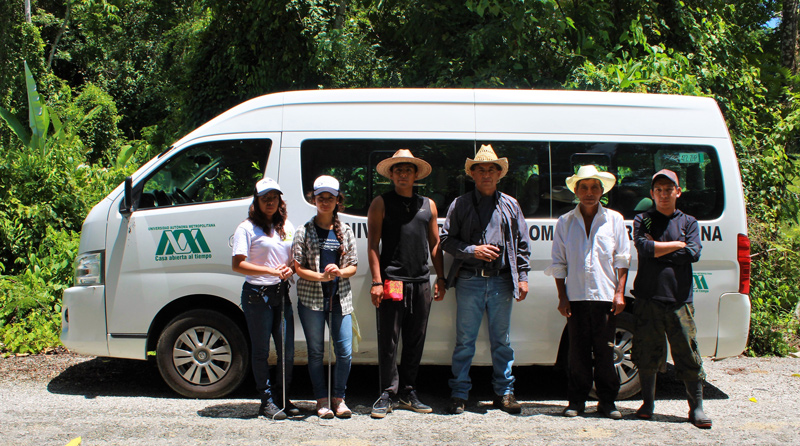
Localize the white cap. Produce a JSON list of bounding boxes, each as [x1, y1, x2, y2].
[[255, 178, 282, 196], [313, 175, 339, 196]]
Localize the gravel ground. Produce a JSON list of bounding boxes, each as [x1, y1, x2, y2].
[[1, 352, 799, 445]]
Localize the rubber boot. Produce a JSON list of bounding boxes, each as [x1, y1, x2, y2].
[[636, 372, 656, 419], [684, 380, 712, 429]]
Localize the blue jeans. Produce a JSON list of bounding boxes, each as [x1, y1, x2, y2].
[[241, 282, 294, 404], [449, 272, 516, 399], [298, 300, 352, 399]]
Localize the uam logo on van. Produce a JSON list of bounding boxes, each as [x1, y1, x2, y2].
[[693, 272, 711, 293], [150, 224, 215, 261]]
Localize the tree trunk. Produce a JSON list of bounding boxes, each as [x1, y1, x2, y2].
[[334, 0, 349, 30], [781, 0, 799, 75], [24, 0, 31, 23], [47, 1, 72, 69]]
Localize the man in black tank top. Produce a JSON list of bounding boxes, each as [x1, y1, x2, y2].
[[367, 149, 446, 419]]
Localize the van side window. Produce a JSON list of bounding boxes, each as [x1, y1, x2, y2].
[[551, 142, 723, 220], [301, 140, 475, 216], [479, 141, 549, 218], [138, 140, 270, 209]]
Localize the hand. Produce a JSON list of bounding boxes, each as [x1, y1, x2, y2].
[[434, 278, 446, 301], [275, 264, 293, 280], [612, 293, 625, 315], [370, 283, 383, 308], [516, 281, 528, 302], [474, 244, 500, 262], [324, 264, 342, 278], [645, 233, 654, 241], [557, 296, 571, 318]]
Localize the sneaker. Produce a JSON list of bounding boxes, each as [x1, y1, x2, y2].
[[398, 390, 433, 413], [332, 398, 352, 418], [562, 403, 585, 417], [259, 401, 287, 420], [316, 398, 334, 419], [448, 397, 467, 415], [493, 393, 522, 414], [279, 400, 301, 417], [370, 392, 393, 418], [598, 402, 622, 420]]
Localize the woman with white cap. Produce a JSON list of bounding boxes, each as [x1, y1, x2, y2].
[[232, 178, 297, 420], [293, 175, 358, 419]]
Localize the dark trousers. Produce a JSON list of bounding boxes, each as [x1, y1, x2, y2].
[[377, 281, 432, 396], [567, 301, 619, 405], [632, 297, 705, 380]]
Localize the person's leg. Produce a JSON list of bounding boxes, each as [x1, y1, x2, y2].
[[398, 282, 433, 393], [297, 302, 327, 400], [271, 292, 295, 404], [449, 275, 486, 401], [377, 299, 403, 397], [632, 297, 667, 419], [590, 301, 621, 419], [485, 276, 515, 397], [665, 303, 710, 428], [566, 301, 593, 410], [330, 301, 353, 399]]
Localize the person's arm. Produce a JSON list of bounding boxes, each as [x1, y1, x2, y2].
[[367, 196, 385, 307], [427, 198, 446, 301], [555, 278, 570, 317], [440, 198, 480, 259], [655, 216, 702, 264], [232, 255, 292, 279], [514, 199, 531, 290], [612, 268, 628, 315]]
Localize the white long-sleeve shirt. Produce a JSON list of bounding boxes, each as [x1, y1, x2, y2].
[[546, 204, 631, 302]]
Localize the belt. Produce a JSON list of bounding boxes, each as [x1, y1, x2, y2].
[[461, 267, 510, 277]]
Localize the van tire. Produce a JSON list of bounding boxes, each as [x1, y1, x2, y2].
[[589, 311, 640, 400], [156, 309, 248, 399]]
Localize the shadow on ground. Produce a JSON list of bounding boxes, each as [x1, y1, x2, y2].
[[46, 358, 728, 414]]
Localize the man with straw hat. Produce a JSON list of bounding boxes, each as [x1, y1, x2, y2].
[[367, 149, 446, 419], [546, 165, 631, 420], [440, 144, 531, 415]]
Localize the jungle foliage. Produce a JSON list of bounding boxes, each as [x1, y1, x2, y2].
[[1, 0, 798, 355]]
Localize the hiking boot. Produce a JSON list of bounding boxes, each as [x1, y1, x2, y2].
[[448, 397, 467, 415], [562, 403, 585, 417], [597, 402, 622, 420], [316, 398, 334, 419], [332, 398, 352, 419], [493, 393, 522, 414], [259, 401, 287, 420], [398, 390, 433, 413], [370, 392, 393, 419]]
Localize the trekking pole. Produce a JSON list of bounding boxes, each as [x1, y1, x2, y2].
[[275, 279, 287, 420], [327, 299, 333, 409]]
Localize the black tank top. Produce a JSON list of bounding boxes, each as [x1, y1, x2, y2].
[[380, 191, 431, 282]]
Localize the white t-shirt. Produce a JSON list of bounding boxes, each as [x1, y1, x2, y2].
[[232, 219, 295, 286]]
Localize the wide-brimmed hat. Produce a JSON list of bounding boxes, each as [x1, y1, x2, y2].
[[464, 145, 509, 179], [313, 175, 340, 196], [376, 149, 432, 180], [565, 165, 616, 193], [255, 177, 282, 196]]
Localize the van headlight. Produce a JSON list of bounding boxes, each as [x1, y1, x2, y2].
[[74, 252, 103, 286]]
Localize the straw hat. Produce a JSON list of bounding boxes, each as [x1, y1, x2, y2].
[[464, 145, 509, 179], [376, 149, 432, 180], [565, 165, 616, 193]]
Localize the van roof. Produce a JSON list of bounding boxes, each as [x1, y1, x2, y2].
[[173, 89, 729, 148]]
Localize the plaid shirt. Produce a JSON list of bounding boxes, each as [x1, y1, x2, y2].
[[293, 219, 358, 314]]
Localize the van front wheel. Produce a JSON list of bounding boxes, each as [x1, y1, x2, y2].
[[156, 309, 248, 398]]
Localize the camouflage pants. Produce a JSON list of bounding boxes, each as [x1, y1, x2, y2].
[[632, 297, 706, 381]]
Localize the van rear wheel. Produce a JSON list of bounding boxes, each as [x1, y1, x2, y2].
[[156, 309, 248, 398]]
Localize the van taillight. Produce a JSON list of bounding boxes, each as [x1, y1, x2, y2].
[[737, 234, 751, 294]]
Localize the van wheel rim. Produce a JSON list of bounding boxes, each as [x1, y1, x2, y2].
[[614, 328, 637, 385], [171, 326, 233, 385]]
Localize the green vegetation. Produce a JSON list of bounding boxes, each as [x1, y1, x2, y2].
[[1, 0, 798, 355]]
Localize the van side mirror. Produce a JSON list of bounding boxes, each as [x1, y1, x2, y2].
[[120, 176, 134, 215]]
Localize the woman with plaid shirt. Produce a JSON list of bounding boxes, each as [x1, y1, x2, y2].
[[293, 176, 358, 419]]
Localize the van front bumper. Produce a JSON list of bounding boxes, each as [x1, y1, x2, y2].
[[61, 285, 109, 357]]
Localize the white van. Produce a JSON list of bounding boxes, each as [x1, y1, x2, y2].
[[61, 89, 751, 399]]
